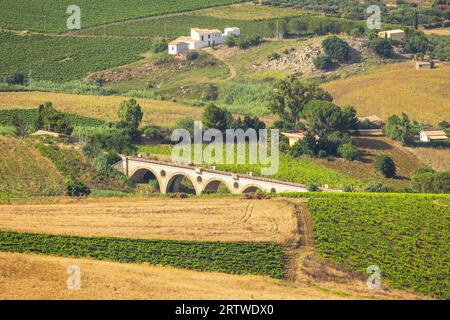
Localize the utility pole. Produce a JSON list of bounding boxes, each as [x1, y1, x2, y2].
[[29, 70, 32, 90], [276, 20, 279, 39]]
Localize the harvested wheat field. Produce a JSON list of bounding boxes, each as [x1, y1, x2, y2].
[[0, 252, 426, 300], [322, 62, 450, 124], [0, 198, 298, 243], [0, 92, 202, 127]]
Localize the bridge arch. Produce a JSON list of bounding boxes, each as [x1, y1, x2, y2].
[[242, 184, 265, 194], [202, 178, 232, 194], [166, 173, 198, 195], [129, 168, 162, 191]]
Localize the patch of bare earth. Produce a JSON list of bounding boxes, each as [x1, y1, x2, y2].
[[252, 37, 369, 76]]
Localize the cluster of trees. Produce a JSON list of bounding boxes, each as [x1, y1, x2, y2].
[[225, 35, 263, 49], [412, 167, 450, 193], [83, 98, 143, 156], [269, 76, 359, 160], [314, 36, 350, 70]]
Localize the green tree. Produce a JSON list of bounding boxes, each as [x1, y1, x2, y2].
[[175, 117, 195, 138], [368, 38, 393, 57], [322, 36, 350, 62], [12, 113, 27, 137], [385, 113, 414, 145], [313, 54, 332, 70], [338, 142, 361, 161], [302, 100, 357, 137], [35, 101, 73, 135], [374, 155, 396, 178], [202, 104, 233, 133], [269, 77, 333, 124], [118, 98, 143, 129]]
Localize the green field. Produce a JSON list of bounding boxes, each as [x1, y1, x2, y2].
[[308, 193, 450, 299], [0, 0, 243, 32], [138, 144, 361, 189], [0, 231, 284, 278], [0, 32, 152, 82]]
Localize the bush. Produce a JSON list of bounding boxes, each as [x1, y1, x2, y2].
[[152, 39, 168, 53], [268, 52, 281, 61], [338, 142, 361, 161], [412, 168, 450, 193], [313, 54, 332, 70], [6, 72, 25, 85], [368, 38, 393, 58], [186, 51, 199, 61], [307, 184, 320, 192], [322, 36, 350, 62], [142, 125, 172, 144], [225, 35, 238, 47], [365, 182, 393, 193], [66, 181, 91, 197], [374, 155, 396, 178]]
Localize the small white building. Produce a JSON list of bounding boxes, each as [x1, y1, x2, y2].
[[168, 27, 240, 55], [416, 61, 432, 69], [378, 29, 406, 41], [224, 27, 241, 37], [419, 130, 449, 142]]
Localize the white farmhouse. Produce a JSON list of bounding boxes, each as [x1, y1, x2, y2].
[[419, 130, 449, 142], [168, 27, 240, 55]]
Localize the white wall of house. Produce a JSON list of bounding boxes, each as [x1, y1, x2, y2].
[[420, 132, 430, 142], [168, 42, 189, 55]]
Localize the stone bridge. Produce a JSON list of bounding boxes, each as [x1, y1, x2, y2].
[[113, 157, 338, 195]]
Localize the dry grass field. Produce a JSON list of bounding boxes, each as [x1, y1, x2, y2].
[[0, 92, 203, 127], [322, 62, 450, 124], [406, 146, 450, 171], [199, 2, 306, 20], [0, 198, 298, 243], [314, 137, 426, 189], [422, 28, 450, 36], [0, 250, 425, 300]]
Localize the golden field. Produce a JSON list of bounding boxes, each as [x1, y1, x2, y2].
[[199, 2, 306, 20], [0, 250, 425, 300], [0, 198, 298, 243], [0, 92, 203, 127], [322, 62, 450, 124]]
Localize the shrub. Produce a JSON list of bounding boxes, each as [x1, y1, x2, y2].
[[365, 182, 393, 193], [307, 184, 320, 192], [186, 51, 199, 61], [152, 39, 168, 53], [225, 35, 238, 47], [66, 181, 91, 197], [412, 168, 450, 193], [313, 54, 332, 70], [268, 52, 281, 61], [322, 36, 350, 62], [338, 142, 361, 161], [368, 38, 393, 58], [6, 72, 25, 85], [374, 155, 396, 178], [143, 125, 172, 143]]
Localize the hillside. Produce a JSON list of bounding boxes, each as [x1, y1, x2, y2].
[[0, 136, 65, 198], [322, 62, 450, 124], [314, 137, 426, 190], [0, 92, 203, 127]]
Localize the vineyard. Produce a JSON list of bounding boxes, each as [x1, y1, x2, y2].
[[79, 11, 368, 39], [0, 108, 105, 129], [0, 32, 152, 82], [308, 193, 450, 299], [0, 0, 243, 32], [0, 231, 284, 278]]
